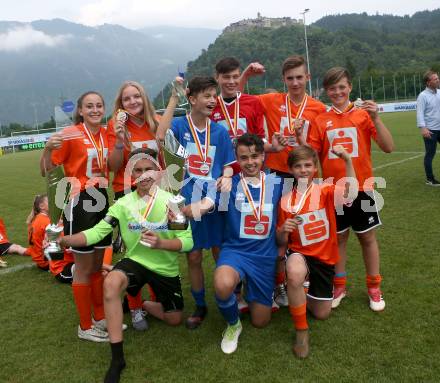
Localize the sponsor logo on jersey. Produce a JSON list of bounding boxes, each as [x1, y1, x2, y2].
[[127, 221, 167, 232]]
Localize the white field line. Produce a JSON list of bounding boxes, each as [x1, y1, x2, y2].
[[373, 153, 424, 171], [372, 150, 424, 154], [0, 262, 35, 275]]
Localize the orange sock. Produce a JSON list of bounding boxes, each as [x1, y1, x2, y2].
[[103, 247, 113, 265], [275, 272, 286, 285], [127, 291, 143, 310], [72, 283, 92, 330], [90, 272, 105, 321], [366, 274, 382, 289], [147, 285, 157, 302], [289, 303, 308, 330], [333, 274, 347, 289]]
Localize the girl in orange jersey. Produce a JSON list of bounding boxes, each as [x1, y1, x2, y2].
[[107, 80, 160, 199], [40, 91, 123, 342], [25, 194, 50, 270], [25, 194, 75, 281], [107, 81, 161, 327]]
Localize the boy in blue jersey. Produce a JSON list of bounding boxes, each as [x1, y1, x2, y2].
[[157, 76, 236, 329], [181, 134, 283, 353]]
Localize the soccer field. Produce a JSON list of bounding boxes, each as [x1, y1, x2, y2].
[[0, 111, 439, 382]]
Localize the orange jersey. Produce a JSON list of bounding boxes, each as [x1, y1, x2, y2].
[[26, 213, 50, 269], [0, 218, 10, 245], [107, 117, 159, 193], [310, 108, 377, 191], [258, 93, 326, 173], [51, 123, 109, 193], [277, 183, 340, 265], [49, 249, 74, 276]]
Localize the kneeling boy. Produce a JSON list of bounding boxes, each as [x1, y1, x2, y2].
[[59, 148, 193, 383]]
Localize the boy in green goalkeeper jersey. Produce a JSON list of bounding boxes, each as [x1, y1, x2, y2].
[[59, 148, 193, 383]]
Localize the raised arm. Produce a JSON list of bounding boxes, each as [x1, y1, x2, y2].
[[238, 62, 266, 92], [156, 78, 182, 142]]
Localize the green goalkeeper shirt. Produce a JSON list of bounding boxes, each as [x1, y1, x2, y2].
[[83, 188, 193, 277]]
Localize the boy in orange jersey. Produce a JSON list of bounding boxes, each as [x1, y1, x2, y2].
[[277, 145, 357, 358], [306, 67, 394, 312], [240, 55, 326, 306]]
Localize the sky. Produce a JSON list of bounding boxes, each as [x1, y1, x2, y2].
[[0, 0, 438, 29]]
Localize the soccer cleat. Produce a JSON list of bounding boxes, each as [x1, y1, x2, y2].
[[93, 318, 128, 332], [368, 288, 386, 312], [426, 178, 440, 186], [237, 297, 249, 314], [130, 309, 148, 331], [221, 320, 242, 354], [185, 305, 207, 330], [78, 325, 109, 342], [274, 283, 289, 307], [331, 286, 346, 309], [293, 329, 309, 359]]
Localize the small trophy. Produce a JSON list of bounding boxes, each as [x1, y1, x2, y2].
[[171, 77, 188, 108], [161, 131, 188, 230], [44, 166, 71, 261]]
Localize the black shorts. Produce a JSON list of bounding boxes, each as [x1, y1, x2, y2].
[[287, 250, 334, 300], [112, 258, 183, 312], [55, 263, 74, 284], [0, 242, 12, 256], [63, 187, 112, 252], [336, 191, 382, 234]]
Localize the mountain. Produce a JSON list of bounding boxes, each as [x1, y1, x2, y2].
[[0, 19, 220, 124], [157, 9, 439, 105]]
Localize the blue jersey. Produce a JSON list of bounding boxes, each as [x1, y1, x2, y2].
[[171, 116, 236, 250], [219, 173, 283, 265]]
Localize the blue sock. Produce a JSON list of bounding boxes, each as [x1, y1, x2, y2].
[[215, 294, 239, 325], [191, 288, 206, 307]]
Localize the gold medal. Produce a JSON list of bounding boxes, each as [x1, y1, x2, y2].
[[240, 172, 266, 235]]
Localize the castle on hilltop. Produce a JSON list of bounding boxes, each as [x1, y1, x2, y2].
[[224, 13, 302, 33]]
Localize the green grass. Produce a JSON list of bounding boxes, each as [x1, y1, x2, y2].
[[1, 111, 439, 382]]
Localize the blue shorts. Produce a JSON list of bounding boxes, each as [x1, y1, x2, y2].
[[190, 210, 224, 250], [216, 250, 276, 307]]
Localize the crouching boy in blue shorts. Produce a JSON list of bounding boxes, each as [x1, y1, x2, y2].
[[182, 134, 283, 354]]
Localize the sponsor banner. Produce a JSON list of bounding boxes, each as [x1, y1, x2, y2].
[[377, 101, 417, 113], [0, 132, 52, 148]]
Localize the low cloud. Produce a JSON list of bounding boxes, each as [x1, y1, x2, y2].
[[0, 25, 71, 52]]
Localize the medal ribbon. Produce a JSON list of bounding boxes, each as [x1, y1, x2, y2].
[[141, 186, 158, 221], [285, 94, 307, 134], [331, 102, 355, 115], [187, 114, 210, 162], [218, 93, 240, 138], [290, 183, 314, 215], [240, 172, 266, 222], [82, 123, 104, 173]]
